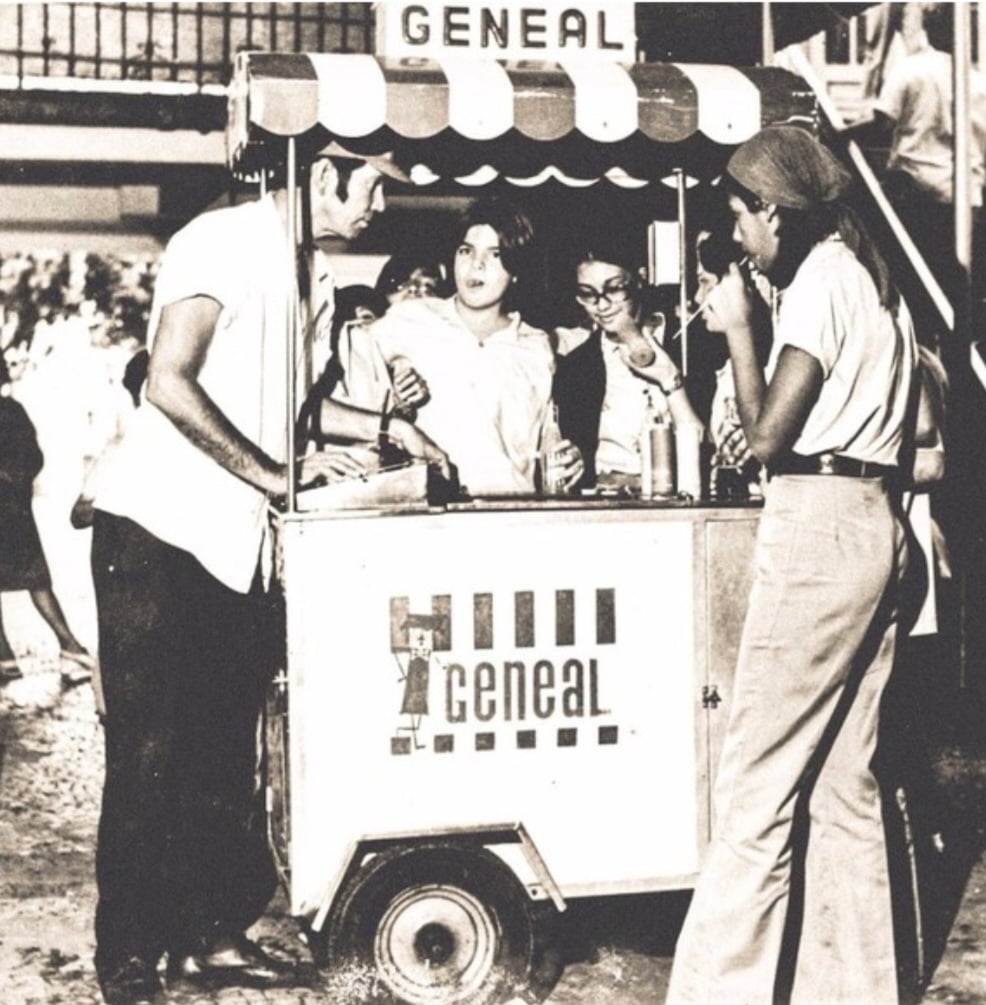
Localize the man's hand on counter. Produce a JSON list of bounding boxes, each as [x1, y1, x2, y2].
[[388, 418, 452, 480], [556, 439, 586, 491]]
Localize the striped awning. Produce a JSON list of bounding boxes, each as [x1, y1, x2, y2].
[[227, 52, 817, 184]]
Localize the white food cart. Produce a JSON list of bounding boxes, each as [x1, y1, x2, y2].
[[226, 46, 816, 1005]]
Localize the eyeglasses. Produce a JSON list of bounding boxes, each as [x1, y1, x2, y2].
[[575, 278, 635, 307], [395, 277, 439, 296]]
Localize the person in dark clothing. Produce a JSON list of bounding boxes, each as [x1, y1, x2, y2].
[[0, 352, 93, 683]]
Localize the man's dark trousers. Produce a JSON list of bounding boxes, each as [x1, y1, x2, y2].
[[91, 511, 278, 980]]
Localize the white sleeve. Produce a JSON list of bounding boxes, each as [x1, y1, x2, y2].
[[775, 269, 843, 379], [873, 62, 909, 123]]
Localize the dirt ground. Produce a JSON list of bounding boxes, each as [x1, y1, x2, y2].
[[4, 586, 986, 1005]]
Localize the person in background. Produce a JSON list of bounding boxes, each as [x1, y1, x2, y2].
[[297, 284, 390, 451], [552, 239, 702, 490], [845, 1, 986, 317], [666, 126, 916, 1005], [366, 197, 583, 496], [374, 248, 449, 307], [89, 141, 447, 1005], [0, 352, 94, 684]]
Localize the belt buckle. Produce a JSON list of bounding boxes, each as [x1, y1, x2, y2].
[[818, 453, 838, 475]]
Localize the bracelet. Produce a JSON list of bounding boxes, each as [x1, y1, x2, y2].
[[659, 370, 684, 396], [378, 408, 392, 442]]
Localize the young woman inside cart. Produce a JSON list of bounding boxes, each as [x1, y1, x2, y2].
[[552, 236, 704, 490], [361, 196, 585, 497], [665, 126, 916, 1005]]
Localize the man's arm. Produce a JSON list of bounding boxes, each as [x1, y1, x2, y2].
[[318, 398, 452, 478], [146, 296, 367, 497], [840, 108, 896, 148], [702, 263, 822, 466]]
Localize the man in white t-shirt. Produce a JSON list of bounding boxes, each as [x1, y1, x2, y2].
[[849, 2, 986, 313], [90, 144, 447, 1005]]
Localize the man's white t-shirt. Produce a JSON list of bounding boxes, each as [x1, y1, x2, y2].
[[96, 195, 295, 593], [876, 46, 986, 205], [768, 237, 916, 467]]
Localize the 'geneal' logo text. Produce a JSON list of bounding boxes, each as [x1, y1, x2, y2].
[[388, 589, 618, 756]]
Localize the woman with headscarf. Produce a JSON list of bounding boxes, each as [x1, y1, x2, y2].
[[666, 126, 916, 1005]]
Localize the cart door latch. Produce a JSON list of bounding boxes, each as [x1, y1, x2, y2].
[[702, 684, 722, 710]]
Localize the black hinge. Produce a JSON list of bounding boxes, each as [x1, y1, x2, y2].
[[702, 684, 722, 709]]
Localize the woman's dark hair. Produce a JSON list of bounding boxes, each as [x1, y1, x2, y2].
[[457, 198, 536, 280], [723, 174, 898, 311], [696, 226, 743, 280], [573, 234, 644, 280], [0, 352, 9, 387], [331, 284, 389, 342], [375, 251, 447, 299]]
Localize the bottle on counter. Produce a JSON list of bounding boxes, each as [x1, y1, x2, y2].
[[675, 421, 704, 500], [538, 403, 567, 497], [640, 389, 676, 499]]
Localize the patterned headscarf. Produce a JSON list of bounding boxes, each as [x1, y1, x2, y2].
[[726, 126, 851, 210]]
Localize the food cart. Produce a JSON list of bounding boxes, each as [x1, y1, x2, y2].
[[226, 34, 816, 1005]]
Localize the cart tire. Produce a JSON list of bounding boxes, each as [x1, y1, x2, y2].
[[318, 842, 560, 1005]]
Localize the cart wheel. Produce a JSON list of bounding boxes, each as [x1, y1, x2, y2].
[[319, 842, 560, 1005]]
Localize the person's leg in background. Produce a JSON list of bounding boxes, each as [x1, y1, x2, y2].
[[0, 598, 22, 679], [29, 586, 95, 684]]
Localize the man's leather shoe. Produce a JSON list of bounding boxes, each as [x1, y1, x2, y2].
[[166, 933, 300, 990], [99, 956, 164, 1005]]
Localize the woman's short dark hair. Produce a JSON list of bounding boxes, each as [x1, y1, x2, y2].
[[457, 198, 536, 279], [375, 251, 447, 298], [573, 236, 644, 280]]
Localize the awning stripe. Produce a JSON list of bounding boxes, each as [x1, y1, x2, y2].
[[311, 54, 387, 136], [675, 64, 761, 145], [382, 60, 448, 139], [505, 64, 574, 142], [629, 62, 697, 143], [561, 60, 639, 143], [441, 57, 514, 140], [246, 52, 319, 138]]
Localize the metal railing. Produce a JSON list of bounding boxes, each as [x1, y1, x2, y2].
[[0, 3, 373, 89]]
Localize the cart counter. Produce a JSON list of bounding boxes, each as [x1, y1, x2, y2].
[[271, 498, 760, 918]]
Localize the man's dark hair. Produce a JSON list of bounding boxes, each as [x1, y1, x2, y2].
[[316, 154, 362, 202], [922, 3, 954, 53]]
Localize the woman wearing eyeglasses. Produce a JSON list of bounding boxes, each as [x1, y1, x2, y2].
[[553, 240, 702, 489]]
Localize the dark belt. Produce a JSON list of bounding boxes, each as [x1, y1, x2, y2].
[[771, 452, 897, 480]]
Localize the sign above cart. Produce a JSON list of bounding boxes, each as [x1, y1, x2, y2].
[[373, 2, 637, 62], [226, 52, 817, 183]]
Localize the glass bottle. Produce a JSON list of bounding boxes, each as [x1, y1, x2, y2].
[[538, 404, 566, 497]]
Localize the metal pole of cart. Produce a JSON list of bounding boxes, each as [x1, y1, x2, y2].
[[285, 136, 298, 515], [676, 168, 690, 377], [953, 3, 976, 691]]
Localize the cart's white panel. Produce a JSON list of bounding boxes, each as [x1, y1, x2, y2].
[[281, 510, 700, 916]]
